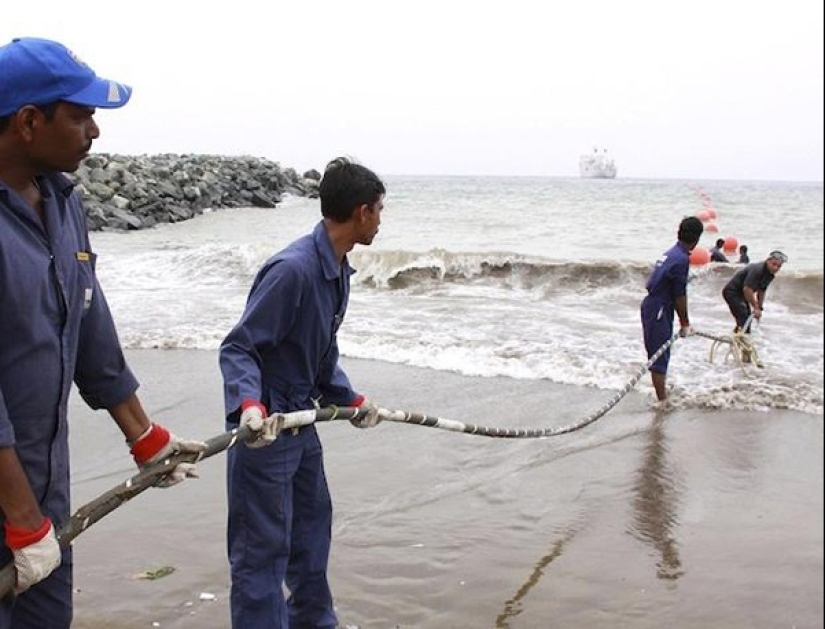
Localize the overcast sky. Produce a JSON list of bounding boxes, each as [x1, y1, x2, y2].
[[5, 0, 823, 181]]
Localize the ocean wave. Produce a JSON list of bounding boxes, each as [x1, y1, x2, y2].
[[100, 240, 822, 310], [350, 249, 824, 306], [352, 249, 651, 289], [101, 245, 822, 417]]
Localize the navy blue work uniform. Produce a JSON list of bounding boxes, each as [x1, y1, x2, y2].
[[640, 242, 690, 374], [722, 261, 775, 331], [220, 221, 359, 629], [0, 173, 138, 629]]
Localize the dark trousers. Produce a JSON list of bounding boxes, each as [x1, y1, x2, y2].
[[723, 289, 752, 332], [227, 424, 337, 629], [641, 302, 673, 374]]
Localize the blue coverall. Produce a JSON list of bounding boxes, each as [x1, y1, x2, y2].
[[640, 242, 690, 374], [220, 220, 359, 629], [0, 173, 138, 629]]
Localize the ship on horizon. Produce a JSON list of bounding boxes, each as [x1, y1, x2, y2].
[[579, 147, 617, 179]]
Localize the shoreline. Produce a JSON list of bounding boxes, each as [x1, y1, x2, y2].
[[68, 349, 823, 629]]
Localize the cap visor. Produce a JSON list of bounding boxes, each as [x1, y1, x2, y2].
[[64, 77, 132, 109]]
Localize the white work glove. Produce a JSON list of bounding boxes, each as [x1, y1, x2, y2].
[[240, 400, 277, 448], [679, 325, 695, 338], [129, 423, 207, 487], [4, 517, 61, 594], [350, 396, 382, 429]]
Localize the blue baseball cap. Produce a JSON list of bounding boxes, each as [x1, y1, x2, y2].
[[0, 37, 132, 117]]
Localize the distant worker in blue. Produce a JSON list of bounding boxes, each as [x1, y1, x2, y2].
[[219, 156, 385, 629], [0, 37, 206, 628], [709, 238, 729, 263], [640, 216, 704, 402]]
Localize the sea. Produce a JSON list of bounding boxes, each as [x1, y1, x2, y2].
[[90, 176, 824, 416], [65, 175, 824, 629]]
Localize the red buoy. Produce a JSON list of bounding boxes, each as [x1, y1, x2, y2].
[[690, 246, 711, 266]]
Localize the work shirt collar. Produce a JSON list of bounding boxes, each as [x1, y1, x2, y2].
[[312, 220, 354, 281], [0, 170, 75, 200]]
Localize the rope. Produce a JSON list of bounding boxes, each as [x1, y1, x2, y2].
[[0, 410, 353, 598], [0, 258, 715, 596], [322, 333, 681, 439], [270, 334, 680, 440], [696, 314, 762, 373], [0, 425, 236, 597], [693, 330, 732, 344], [6, 339, 695, 596]]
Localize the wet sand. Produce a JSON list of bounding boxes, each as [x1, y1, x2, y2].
[[67, 349, 823, 628]]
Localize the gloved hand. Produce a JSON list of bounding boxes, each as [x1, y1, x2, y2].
[[349, 395, 382, 429], [679, 325, 695, 338], [4, 517, 61, 594], [240, 399, 277, 447], [129, 423, 207, 487]]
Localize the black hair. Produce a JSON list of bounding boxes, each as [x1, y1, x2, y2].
[[677, 216, 704, 245], [715, 238, 725, 248], [0, 102, 59, 133], [319, 156, 385, 222]]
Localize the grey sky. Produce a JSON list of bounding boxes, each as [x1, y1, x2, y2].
[[5, 0, 823, 181]]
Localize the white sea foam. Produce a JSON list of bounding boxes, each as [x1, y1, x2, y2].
[[90, 177, 824, 415]]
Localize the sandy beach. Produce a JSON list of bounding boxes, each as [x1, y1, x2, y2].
[[65, 349, 823, 629]]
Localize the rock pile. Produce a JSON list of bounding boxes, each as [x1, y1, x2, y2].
[[72, 153, 320, 231]]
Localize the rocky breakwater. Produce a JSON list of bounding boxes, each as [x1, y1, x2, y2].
[[73, 153, 321, 231]]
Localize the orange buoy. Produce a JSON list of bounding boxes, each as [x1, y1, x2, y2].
[[697, 210, 711, 222], [723, 235, 739, 253], [690, 246, 711, 266], [704, 222, 719, 233], [705, 207, 718, 220]]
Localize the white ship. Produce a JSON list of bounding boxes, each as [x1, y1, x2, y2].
[[579, 147, 617, 179]]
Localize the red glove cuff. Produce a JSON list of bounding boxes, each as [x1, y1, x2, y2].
[[129, 423, 171, 464], [350, 395, 365, 407], [241, 399, 267, 415], [4, 516, 53, 550]]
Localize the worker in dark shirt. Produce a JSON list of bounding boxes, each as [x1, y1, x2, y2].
[[722, 250, 787, 333], [709, 238, 729, 263]]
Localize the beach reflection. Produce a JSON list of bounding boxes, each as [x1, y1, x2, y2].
[[629, 414, 684, 581], [494, 528, 577, 628]]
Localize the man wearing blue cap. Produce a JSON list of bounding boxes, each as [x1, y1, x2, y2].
[[0, 37, 206, 628]]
